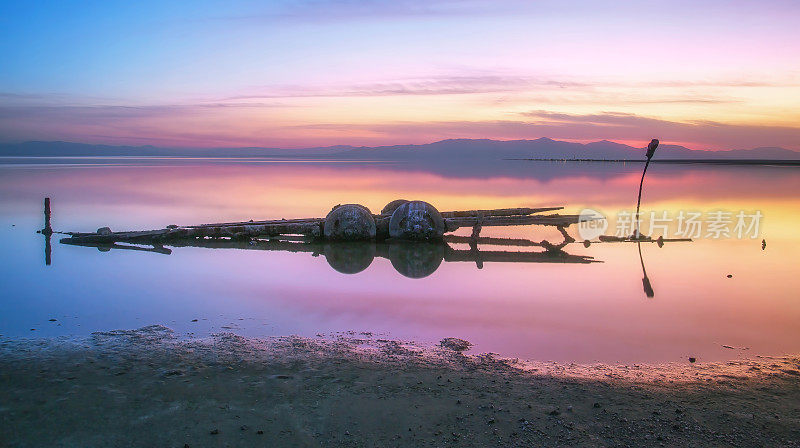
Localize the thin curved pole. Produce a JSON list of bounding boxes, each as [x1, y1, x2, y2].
[[634, 139, 659, 238], [634, 159, 651, 238]]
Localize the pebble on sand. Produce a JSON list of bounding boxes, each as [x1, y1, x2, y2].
[[440, 338, 472, 352]]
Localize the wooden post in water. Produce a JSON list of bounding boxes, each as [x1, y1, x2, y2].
[[43, 198, 53, 235], [42, 197, 53, 265]]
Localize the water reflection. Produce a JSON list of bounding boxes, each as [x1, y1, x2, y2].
[[54, 227, 693, 296], [5, 159, 800, 363], [59, 236, 599, 279], [36, 198, 54, 266], [583, 237, 693, 298], [639, 241, 654, 298]]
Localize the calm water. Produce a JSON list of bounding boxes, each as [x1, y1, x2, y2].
[[1, 157, 799, 363]]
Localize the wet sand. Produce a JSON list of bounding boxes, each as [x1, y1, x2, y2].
[[1, 326, 798, 447]]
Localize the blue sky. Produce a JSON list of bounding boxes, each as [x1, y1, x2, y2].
[[1, 0, 799, 149]]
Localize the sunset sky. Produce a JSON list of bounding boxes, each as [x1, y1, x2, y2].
[[1, 0, 799, 150]]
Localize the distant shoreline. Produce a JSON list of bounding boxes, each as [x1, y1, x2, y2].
[[3, 156, 800, 167], [4, 138, 799, 163], [507, 158, 800, 166]]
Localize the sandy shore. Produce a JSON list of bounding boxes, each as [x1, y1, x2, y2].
[[1, 326, 798, 447]]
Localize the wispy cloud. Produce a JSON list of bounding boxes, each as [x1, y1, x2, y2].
[[4, 72, 792, 107], [1, 86, 797, 149], [0, 102, 294, 147], [289, 112, 800, 150], [222, 74, 794, 102], [221, 76, 588, 100]]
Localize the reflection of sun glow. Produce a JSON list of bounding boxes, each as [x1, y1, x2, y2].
[[3, 163, 799, 237]]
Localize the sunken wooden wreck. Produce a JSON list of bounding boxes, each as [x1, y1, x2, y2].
[[58, 200, 585, 245], [53, 199, 597, 278]]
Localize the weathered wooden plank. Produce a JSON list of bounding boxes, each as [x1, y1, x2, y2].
[[444, 214, 584, 231], [58, 205, 579, 244], [440, 206, 562, 218], [186, 217, 324, 228], [444, 235, 550, 247], [596, 236, 692, 243], [64, 229, 172, 239], [62, 221, 323, 244], [181, 206, 563, 229]]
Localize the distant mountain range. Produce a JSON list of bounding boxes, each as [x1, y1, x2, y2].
[[1, 138, 799, 160]]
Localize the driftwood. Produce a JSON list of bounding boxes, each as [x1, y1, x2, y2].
[[57, 199, 587, 245], [61, 214, 584, 244], [439, 206, 562, 218], [444, 214, 583, 230], [62, 222, 323, 244], [185, 206, 562, 228], [443, 235, 552, 246], [186, 217, 324, 228]]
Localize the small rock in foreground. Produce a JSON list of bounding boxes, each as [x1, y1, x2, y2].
[[440, 338, 472, 352]]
